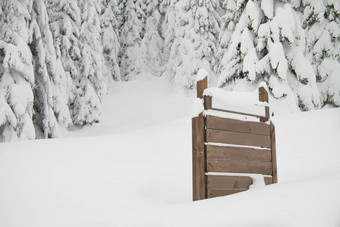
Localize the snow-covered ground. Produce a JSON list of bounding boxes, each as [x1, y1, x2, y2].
[[1, 76, 340, 227]]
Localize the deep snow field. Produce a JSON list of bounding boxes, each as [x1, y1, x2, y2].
[[1, 76, 340, 227]]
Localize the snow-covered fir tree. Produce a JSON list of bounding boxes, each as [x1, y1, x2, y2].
[[100, 0, 121, 81], [218, 0, 322, 111], [30, 0, 72, 138], [163, 0, 220, 89], [114, 0, 126, 35], [118, 0, 146, 80], [300, 0, 340, 107], [219, 0, 247, 56], [73, 0, 107, 125], [138, 0, 164, 76], [0, 0, 35, 141], [47, 0, 106, 125], [218, 0, 251, 85], [135, 0, 148, 38], [160, 0, 177, 63], [46, 0, 83, 122]]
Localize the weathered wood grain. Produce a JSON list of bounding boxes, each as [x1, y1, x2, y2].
[[197, 76, 207, 99], [206, 145, 271, 162], [207, 175, 253, 189], [271, 123, 278, 183], [206, 115, 270, 136], [259, 87, 269, 122], [192, 113, 206, 201], [204, 95, 212, 110], [207, 159, 273, 175], [206, 129, 271, 148], [264, 176, 273, 185]]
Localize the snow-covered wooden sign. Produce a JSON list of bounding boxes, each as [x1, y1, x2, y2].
[[192, 71, 277, 201]]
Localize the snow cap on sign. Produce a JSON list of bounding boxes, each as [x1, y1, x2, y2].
[[196, 68, 209, 82], [258, 81, 269, 93]]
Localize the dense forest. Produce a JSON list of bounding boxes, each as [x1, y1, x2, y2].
[[0, 0, 339, 142]]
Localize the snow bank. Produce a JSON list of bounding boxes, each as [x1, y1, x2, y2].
[[164, 174, 340, 227]]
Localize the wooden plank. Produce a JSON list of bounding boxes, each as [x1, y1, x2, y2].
[[259, 86, 268, 103], [207, 188, 246, 198], [207, 175, 273, 188], [208, 176, 273, 198], [259, 87, 269, 122], [206, 129, 271, 148], [207, 175, 253, 189], [208, 107, 265, 119], [192, 75, 208, 201], [271, 123, 278, 183], [206, 145, 271, 162], [197, 76, 207, 99], [204, 95, 212, 110], [212, 99, 266, 118], [264, 176, 273, 185], [192, 113, 207, 201], [206, 115, 270, 136], [207, 159, 273, 175]]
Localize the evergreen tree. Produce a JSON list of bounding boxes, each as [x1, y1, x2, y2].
[[135, 0, 148, 39], [160, 0, 177, 62], [100, 0, 121, 81], [0, 0, 35, 141], [46, 0, 83, 122], [301, 0, 340, 107], [138, 0, 164, 76], [47, 0, 106, 125], [119, 0, 145, 80], [218, 0, 322, 111], [163, 0, 220, 89], [30, 0, 72, 138], [115, 0, 127, 35], [219, 0, 247, 53], [73, 0, 107, 125]]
